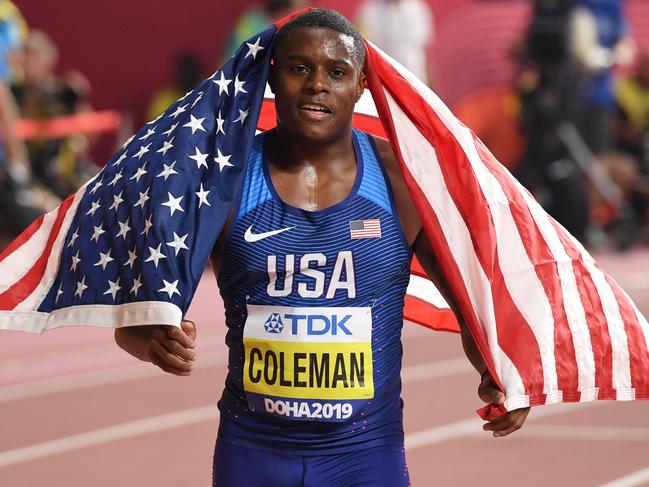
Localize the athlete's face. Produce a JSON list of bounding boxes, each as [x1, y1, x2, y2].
[[270, 27, 365, 143]]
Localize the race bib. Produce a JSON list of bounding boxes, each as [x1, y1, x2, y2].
[[243, 304, 374, 422]]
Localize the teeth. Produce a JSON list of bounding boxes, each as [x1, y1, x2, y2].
[[302, 105, 327, 112]]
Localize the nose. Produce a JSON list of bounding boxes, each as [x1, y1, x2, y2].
[[305, 67, 329, 94]]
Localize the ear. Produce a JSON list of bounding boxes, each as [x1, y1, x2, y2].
[[356, 72, 366, 101]]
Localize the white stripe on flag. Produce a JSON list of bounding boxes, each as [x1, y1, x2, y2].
[[519, 187, 597, 394], [0, 210, 58, 293], [384, 89, 528, 409], [406, 274, 450, 309], [456, 124, 559, 396], [563, 228, 633, 394], [17, 187, 87, 311]]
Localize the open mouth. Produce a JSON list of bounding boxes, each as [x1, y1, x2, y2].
[[299, 103, 332, 114]]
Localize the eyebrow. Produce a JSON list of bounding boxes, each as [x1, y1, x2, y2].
[[285, 55, 354, 66]]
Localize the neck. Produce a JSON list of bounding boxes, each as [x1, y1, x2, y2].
[[269, 125, 356, 171]]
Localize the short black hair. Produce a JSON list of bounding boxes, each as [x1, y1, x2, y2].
[[274, 8, 366, 69]]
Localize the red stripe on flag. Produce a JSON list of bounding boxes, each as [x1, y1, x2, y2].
[[366, 47, 545, 404], [363, 42, 507, 414], [404, 295, 460, 333], [605, 274, 649, 397], [550, 220, 615, 398], [473, 138, 580, 399], [0, 214, 45, 263], [0, 195, 75, 311]]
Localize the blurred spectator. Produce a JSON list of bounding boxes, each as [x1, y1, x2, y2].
[[357, 0, 435, 85], [516, 0, 592, 242], [12, 30, 95, 200], [0, 3, 52, 241], [222, 1, 307, 62], [147, 52, 203, 121], [570, 0, 633, 155], [616, 49, 649, 164]]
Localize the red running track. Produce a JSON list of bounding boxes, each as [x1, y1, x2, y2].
[[1, 251, 649, 486]]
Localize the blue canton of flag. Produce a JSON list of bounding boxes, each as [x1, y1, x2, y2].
[[29, 28, 276, 329]]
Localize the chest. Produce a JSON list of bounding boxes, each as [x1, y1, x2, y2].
[[218, 197, 411, 305]]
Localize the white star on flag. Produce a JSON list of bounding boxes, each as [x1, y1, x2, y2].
[[86, 200, 101, 217], [167, 232, 189, 256], [68, 230, 79, 247], [214, 149, 233, 172], [156, 140, 174, 157], [234, 108, 249, 124], [213, 71, 232, 95], [135, 188, 150, 210], [139, 128, 156, 141], [196, 183, 210, 207], [183, 114, 207, 134], [216, 111, 226, 135], [245, 37, 265, 59], [103, 279, 122, 300], [189, 147, 209, 169], [109, 191, 125, 211], [141, 215, 153, 236], [158, 279, 180, 298], [70, 251, 81, 272], [112, 152, 127, 167], [170, 104, 188, 119], [191, 92, 204, 108], [75, 277, 88, 299], [116, 219, 132, 239], [130, 164, 148, 183], [145, 244, 167, 268], [94, 250, 115, 270], [56, 284, 63, 303], [89, 180, 103, 195], [234, 74, 247, 97], [121, 135, 135, 149], [131, 275, 143, 296], [90, 224, 106, 243], [157, 161, 178, 181], [162, 192, 185, 216], [125, 248, 138, 269], [134, 143, 151, 160], [109, 169, 124, 187], [162, 122, 179, 137]]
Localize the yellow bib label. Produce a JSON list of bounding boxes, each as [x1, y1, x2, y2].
[[243, 305, 374, 403]]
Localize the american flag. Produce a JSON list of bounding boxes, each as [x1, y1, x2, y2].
[[349, 219, 381, 239], [1, 9, 648, 420], [0, 25, 274, 332]]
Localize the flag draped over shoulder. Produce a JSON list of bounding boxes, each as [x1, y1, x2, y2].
[[0, 25, 275, 332], [1, 11, 648, 419]]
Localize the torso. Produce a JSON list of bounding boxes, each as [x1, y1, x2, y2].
[[213, 129, 416, 454]]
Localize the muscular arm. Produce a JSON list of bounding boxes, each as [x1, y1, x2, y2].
[[412, 231, 487, 376]]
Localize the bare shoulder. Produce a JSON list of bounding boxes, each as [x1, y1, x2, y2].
[[369, 134, 422, 245], [370, 135, 398, 171]]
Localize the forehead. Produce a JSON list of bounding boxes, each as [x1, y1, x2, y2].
[[276, 27, 356, 63]]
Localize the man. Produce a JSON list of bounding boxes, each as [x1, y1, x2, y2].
[[115, 9, 529, 486]]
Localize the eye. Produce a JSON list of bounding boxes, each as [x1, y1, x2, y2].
[[290, 65, 308, 74], [330, 68, 346, 77]]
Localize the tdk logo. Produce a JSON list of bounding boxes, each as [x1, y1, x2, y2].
[[286, 314, 352, 336], [263, 313, 284, 334]]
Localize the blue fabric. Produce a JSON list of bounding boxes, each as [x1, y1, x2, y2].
[[213, 439, 410, 487], [216, 129, 412, 454], [577, 0, 627, 108]]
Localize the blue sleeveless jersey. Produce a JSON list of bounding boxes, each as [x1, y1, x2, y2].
[[217, 129, 412, 454]]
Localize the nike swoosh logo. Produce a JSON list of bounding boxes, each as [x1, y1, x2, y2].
[[244, 225, 295, 243]]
